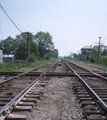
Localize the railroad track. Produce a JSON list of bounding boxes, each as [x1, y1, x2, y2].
[[64, 59, 107, 120], [0, 59, 107, 119], [0, 60, 58, 120]]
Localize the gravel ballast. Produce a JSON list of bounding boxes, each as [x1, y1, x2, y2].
[[13, 76, 85, 120]]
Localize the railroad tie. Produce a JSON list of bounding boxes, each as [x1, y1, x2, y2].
[[25, 94, 40, 99], [5, 113, 26, 120], [37, 82, 47, 87], [21, 97, 37, 103], [86, 114, 107, 120], [13, 106, 32, 112], [17, 102, 34, 107]]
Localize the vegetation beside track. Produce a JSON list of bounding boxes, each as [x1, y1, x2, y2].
[[0, 58, 56, 72], [68, 58, 107, 71]]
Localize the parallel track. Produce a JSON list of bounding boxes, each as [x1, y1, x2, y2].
[[0, 60, 58, 120], [1, 59, 107, 119], [64, 59, 107, 119]]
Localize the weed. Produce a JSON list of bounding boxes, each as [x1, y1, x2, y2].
[[0, 58, 56, 72], [68, 58, 107, 71]]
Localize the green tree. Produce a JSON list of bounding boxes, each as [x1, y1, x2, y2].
[[15, 32, 33, 42], [29, 40, 38, 55], [15, 32, 38, 60], [89, 45, 107, 63], [46, 49, 58, 59], [0, 31, 56, 61], [52, 49, 58, 58], [34, 31, 54, 59], [0, 36, 18, 54], [16, 40, 27, 60], [73, 53, 78, 59]]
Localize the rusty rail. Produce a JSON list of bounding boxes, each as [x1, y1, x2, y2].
[[64, 59, 107, 115]]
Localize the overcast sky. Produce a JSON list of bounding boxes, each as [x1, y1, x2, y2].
[[0, 0, 107, 56]]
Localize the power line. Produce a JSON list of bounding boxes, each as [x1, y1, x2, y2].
[[99, 13, 107, 43], [0, 2, 3, 41], [0, 26, 3, 41], [99, 13, 107, 37], [101, 34, 107, 43], [0, 4, 22, 33]]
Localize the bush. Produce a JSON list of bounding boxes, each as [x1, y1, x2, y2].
[[0, 57, 56, 72], [89, 55, 96, 63], [99, 56, 107, 65], [27, 53, 37, 62]]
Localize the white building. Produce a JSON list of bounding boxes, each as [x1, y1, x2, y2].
[[3, 54, 14, 63], [0, 50, 3, 63]]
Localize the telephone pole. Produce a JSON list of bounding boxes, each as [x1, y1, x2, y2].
[[97, 37, 101, 64]]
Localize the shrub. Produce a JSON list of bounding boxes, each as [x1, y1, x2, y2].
[[99, 56, 107, 65], [89, 55, 96, 63], [27, 53, 37, 62]]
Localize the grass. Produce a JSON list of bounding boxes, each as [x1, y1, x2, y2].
[[0, 58, 56, 72], [68, 58, 107, 71]]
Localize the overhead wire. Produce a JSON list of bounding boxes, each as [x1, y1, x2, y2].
[[101, 34, 107, 43], [0, 4, 22, 33], [98, 13, 107, 43], [99, 13, 107, 37], [0, 1, 3, 41]]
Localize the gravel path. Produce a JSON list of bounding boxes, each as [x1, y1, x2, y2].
[[14, 76, 85, 120]]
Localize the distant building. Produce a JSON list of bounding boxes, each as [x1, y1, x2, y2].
[[70, 52, 73, 58], [81, 45, 93, 61], [3, 54, 14, 63], [0, 50, 3, 63]]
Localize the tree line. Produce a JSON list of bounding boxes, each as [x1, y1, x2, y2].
[[0, 31, 58, 62], [89, 45, 107, 65]]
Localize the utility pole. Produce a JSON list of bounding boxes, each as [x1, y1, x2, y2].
[[27, 32, 29, 59], [97, 37, 101, 64]]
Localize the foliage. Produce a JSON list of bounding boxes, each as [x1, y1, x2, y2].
[[15, 40, 27, 60], [73, 53, 78, 58], [51, 49, 58, 58], [89, 55, 96, 63], [99, 56, 107, 65], [89, 47, 97, 63], [46, 49, 58, 59], [73, 53, 81, 60], [0, 36, 19, 54], [70, 44, 107, 66], [27, 53, 37, 62], [0, 31, 58, 61], [34, 31, 54, 59], [68, 58, 107, 72], [15, 32, 37, 60], [0, 58, 56, 72], [89, 45, 107, 64]]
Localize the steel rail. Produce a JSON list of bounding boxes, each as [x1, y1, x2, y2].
[[64, 59, 107, 115], [66, 59, 107, 81], [0, 60, 57, 119], [0, 63, 48, 85]]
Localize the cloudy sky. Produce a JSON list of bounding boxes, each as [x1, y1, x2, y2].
[[0, 0, 107, 56]]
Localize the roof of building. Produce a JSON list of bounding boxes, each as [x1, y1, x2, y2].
[[3, 54, 14, 58], [81, 45, 93, 50]]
